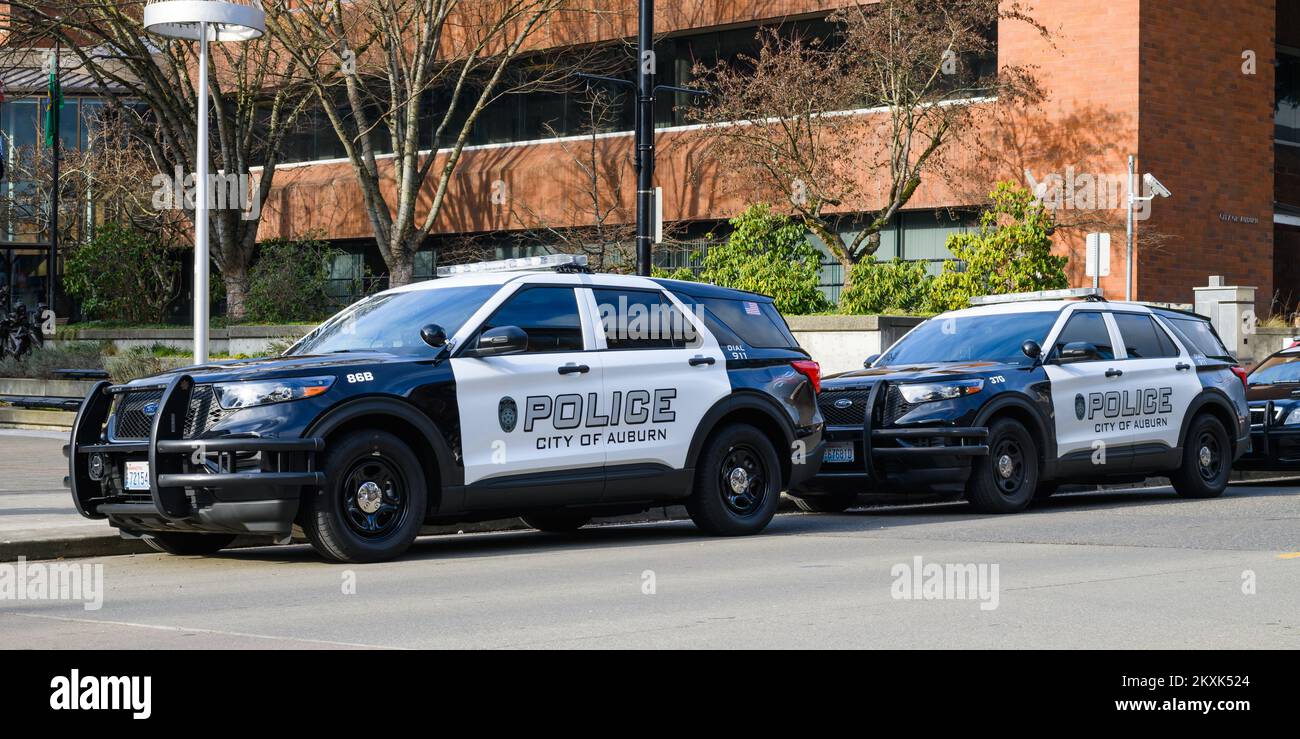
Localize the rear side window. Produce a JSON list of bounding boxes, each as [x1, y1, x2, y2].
[[1051, 312, 1114, 360], [1113, 313, 1179, 358], [696, 297, 798, 349], [1163, 316, 1234, 361]]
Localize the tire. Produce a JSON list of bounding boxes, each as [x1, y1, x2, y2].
[[300, 430, 428, 563], [521, 512, 591, 533], [966, 418, 1039, 514], [1170, 414, 1231, 499], [686, 423, 782, 536], [143, 532, 236, 556], [790, 491, 858, 513]]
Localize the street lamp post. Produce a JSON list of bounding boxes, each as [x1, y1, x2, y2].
[[143, 1, 264, 364]]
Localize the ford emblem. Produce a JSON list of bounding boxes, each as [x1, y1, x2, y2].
[[142, 402, 159, 417], [833, 398, 853, 409]]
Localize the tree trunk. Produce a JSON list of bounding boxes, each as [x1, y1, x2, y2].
[[224, 267, 249, 323], [387, 255, 414, 288]]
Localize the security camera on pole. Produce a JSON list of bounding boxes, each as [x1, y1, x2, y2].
[[1125, 154, 1172, 301], [143, 0, 264, 363]]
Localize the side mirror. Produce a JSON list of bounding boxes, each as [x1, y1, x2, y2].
[[1021, 340, 1042, 360], [420, 324, 447, 349], [863, 354, 880, 369], [473, 326, 528, 357], [1058, 341, 1101, 363]]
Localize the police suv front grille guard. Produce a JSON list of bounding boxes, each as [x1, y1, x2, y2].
[[65, 374, 326, 521], [855, 381, 991, 479]]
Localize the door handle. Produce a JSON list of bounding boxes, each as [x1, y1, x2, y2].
[[1105, 368, 1124, 378], [1175, 362, 1192, 371], [688, 356, 716, 367], [557, 364, 590, 375]]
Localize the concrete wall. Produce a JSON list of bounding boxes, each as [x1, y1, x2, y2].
[[786, 315, 925, 376], [55, 326, 313, 357]]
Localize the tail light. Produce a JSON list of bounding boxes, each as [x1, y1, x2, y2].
[[791, 360, 821, 394], [1230, 366, 1249, 390]]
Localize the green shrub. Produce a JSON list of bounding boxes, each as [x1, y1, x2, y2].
[[244, 235, 339, 324], [925, 182, 1068, 313], [651, 265, 700, 282], [700, 204, 829, 315], [64, 223, 179, 323], [839, 257, 933, 315], [103, 346, 193, 384]]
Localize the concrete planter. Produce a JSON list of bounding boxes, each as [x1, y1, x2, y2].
[[1246, 327, 1299, 366], [785, 314, 926, 376], [0, 378, 97, 399], [55, 324, 313, 357]]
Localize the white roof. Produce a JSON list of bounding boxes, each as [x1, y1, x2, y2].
[[382, 270, 662, 295], [942, 299, 1153, 319]]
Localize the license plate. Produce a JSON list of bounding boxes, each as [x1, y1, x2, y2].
[[824, 443, 855, 464], [124, 461, 150, 491]]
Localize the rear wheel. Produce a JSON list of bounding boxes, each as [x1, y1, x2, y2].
[[144, 532, 236, 556], [1170, 414, 1231, 499], [790, 491, 858, 513], [966, 418, 1038, 514], [521, 512, 591, 533], [301, 430, 428, 563], [687, 424, 781, 536]]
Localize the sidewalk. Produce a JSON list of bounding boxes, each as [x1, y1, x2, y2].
[[0, 430, 152, 560]]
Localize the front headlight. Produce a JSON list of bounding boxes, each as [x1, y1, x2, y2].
[[213, 376, 335, 410], [897, 379, 985, 404], [1284, 406, 1300, 426]]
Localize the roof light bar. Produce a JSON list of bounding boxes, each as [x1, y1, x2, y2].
[[969, 287, 1104, 306], [436, 254, 588, 277]]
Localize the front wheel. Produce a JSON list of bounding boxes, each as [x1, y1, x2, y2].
[[144, 532, 237, 556], [687, 424, 782, 536], [1170, 414, 1231, 499], [966, 418, 1039, 514], [300, 430, 428, 563]]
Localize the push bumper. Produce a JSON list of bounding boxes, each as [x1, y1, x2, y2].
[[1237, 401, 1300, 470], [64, 375, 324, 537], [795, 382, 988, 495]]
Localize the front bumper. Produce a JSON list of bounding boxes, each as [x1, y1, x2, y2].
[[64, 375, 324, 537], [1237, 401, 1300, 470], [794, 382, 988, 495]]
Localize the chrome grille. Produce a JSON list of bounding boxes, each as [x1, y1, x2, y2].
[[818, 389, 872, 426], [111, 385, 225, 440], [112, 390, 163, 440]]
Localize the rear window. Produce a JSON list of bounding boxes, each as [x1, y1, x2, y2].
[[1162, 315, 1234, 361], [691, 297, 799, 349]]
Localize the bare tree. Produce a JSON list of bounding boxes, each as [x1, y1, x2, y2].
[[270, 0, 586, 286], [689, 0, 1048, 293], [0, 0, 314, 319]]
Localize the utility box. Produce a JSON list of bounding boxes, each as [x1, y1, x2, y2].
[[1193, 276, 1256, 365]]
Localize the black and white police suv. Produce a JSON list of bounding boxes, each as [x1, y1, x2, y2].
[[65, 255, 824, 562], [789, 288, 1250, 514]]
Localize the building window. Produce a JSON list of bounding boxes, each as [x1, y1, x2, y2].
[[1278, 48, 1300, 145]]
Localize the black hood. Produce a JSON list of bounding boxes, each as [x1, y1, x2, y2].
[[119, 351, 416, 387], [822, 360, 1027, 389]]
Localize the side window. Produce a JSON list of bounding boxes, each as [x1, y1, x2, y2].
[[593, 288, 697, 349], [1113, 313, 1178, 359], [698, 297, 798, 348], [1051, 312, 1115, 361], [480, 287, 584, 353]]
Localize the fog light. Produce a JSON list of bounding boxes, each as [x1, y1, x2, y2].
[[88, 454, 106, 481]]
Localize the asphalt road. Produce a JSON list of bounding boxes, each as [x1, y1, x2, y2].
[[2, 479, 1298, 649]]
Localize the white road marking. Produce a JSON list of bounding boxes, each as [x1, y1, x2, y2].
[[10, 612, 402, 650]]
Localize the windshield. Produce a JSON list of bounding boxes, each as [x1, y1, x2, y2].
[[879, 311, 1059, 366], [1249, 351, 1300, 384], [289, 285, 498, 356]]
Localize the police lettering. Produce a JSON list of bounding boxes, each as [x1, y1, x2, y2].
[[1085, 387, 1173, 420], [523, 389, 677, 432]]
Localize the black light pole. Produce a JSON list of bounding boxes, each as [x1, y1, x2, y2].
[[577, 0, 705, 277], [634, 0, 654, 277]]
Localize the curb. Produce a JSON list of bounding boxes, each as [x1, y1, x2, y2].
[[0, 536, 152, 562]]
